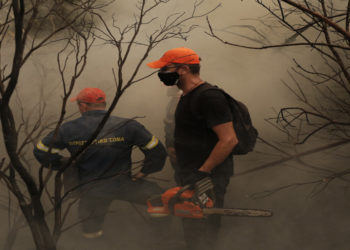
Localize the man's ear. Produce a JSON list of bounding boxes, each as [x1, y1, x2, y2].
[[177, 65, 190, 75], [78, 102, 88, 112]]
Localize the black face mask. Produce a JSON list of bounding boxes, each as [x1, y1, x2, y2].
[[157, 71, 179, 86]]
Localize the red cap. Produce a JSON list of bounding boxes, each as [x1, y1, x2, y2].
[[147, 47, 200, 68], [70, 88, 106, 103]]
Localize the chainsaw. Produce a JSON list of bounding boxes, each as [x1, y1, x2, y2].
[[147, 181, 273, 219]]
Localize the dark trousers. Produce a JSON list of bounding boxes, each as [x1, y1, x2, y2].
[[169, 158, 181, 186], [78, 176, 164, 233], [181, 174, 231, 250]]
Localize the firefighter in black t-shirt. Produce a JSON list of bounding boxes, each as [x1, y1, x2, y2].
[[147, 48, 238, 250], [34, 87, 167, 239]]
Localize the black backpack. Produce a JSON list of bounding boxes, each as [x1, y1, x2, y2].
[[190, 83, 258, 155]]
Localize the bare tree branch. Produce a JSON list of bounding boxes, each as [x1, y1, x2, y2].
[[236, 139, 350, 176]]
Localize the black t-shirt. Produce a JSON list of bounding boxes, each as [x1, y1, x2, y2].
[[174, 83, 234, 176]]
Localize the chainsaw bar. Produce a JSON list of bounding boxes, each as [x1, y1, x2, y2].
[[203, 207, 273, 217], [147, 186, 273, 219]]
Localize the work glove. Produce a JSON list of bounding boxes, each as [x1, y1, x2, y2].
[[184, 170, 216, 207], [184, 169, 211, 186], [193, 176, 216, 207], [60, 157, 75, 168]]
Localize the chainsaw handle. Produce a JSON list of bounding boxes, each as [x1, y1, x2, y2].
[[168, 184, 191, 215]]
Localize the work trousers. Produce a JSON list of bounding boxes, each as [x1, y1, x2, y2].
[[169, 158, 181, 186], [181, 174, 231, 250], [78, 175, 164, 233]]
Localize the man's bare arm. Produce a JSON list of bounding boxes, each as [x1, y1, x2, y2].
[[198, 121, 238, 173]]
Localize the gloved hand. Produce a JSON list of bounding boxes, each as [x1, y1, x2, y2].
[[184, 169, 211, 186], [60, 157, 75, 167], [184, 170, 216, 207], [193, 176, 215, 206]]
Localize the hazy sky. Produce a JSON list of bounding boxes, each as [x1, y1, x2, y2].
[[1, 1, 349, 250]]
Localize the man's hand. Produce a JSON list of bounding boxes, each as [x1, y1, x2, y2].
[[184, 169, 211, 186], [193, 176, 215, 207], [60, 157, 71, 166], [60, 156, 77, 168], [167, 147, 176, 162], [198, 121, 237, 173], [132, 171, 147, 181]]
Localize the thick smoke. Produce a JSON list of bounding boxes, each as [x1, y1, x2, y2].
[[1, 1, 349, 250]]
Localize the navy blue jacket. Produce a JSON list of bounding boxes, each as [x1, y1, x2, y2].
[[34, 110, 166, 182]]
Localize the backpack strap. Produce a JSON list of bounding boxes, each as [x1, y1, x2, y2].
[[190, 83, 237, 121], [189, 83, 258, 155], [189, 83, 220, 120]]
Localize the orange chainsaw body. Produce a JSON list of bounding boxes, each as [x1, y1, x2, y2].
[[147, 186, 214, 219]]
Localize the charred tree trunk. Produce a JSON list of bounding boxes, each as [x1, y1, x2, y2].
[[3, 227, 18, 250], [20, 200, 56, 250], [27, 218, 56, 250]]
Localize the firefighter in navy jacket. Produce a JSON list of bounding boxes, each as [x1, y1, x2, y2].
[[34, 87, 167, 239]]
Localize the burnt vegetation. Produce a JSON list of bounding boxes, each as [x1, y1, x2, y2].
[[207, 0, 350, 194], [0, 0, 219, 249]]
